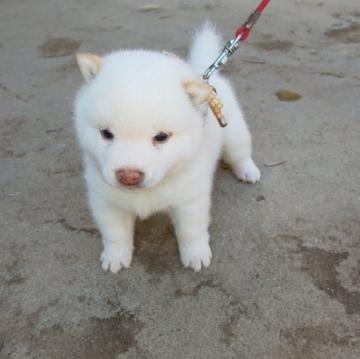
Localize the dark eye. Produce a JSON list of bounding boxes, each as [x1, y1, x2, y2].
[[100, 128, 114, 140], [153, 132, 170, 143]]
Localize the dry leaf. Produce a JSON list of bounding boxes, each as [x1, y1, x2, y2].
[[138, 4, 161, 12], [264, 160, 287, 167], [275, 89, 302, 101]]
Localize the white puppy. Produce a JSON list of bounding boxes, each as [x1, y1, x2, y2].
[[74, 24, 260, 272]]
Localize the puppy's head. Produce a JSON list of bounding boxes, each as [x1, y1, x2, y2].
[[74, 51, 212, 190]]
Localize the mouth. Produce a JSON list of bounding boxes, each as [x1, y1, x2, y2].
[[107, 181, 145, 192], [119, 184, 144, 192], [119, 180, 158, 192], [117, 178, 161, 192]]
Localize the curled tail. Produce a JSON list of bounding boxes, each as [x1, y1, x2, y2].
[[187, 22, 223, 75]]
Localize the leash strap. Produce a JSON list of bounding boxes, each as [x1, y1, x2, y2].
[[202, 0, 270, 127], [203, 0, 270, 81]]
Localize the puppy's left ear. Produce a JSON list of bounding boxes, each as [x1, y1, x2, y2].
[[76, 53, 102, 82], [183, 80, 212, 107]]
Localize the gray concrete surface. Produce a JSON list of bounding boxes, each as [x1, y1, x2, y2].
[[1, 0, 360, 358]]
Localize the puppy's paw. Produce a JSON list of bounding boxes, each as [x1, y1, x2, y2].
[[100, 244, 132, 273], [235, 158, 261, 184], [180, 241, 212, 272]]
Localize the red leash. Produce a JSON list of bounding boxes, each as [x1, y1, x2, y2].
[[203, 0, 271, 80], [235, 0, 270, 40]]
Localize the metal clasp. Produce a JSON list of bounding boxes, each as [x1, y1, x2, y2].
[[202, 35, 242, 81]]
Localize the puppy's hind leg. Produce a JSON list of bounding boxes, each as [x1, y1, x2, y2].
[[222, 85, 261, 184]]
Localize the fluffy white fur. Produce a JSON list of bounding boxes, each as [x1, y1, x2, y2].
[[74, 23, 260, 272]]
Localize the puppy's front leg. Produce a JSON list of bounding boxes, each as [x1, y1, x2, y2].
[[89, 194, 135, 273], [171, 196, 212, 272]]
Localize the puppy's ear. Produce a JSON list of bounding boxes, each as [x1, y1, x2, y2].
[[183, 80, 212, 107], [76, 53, 102, 82]]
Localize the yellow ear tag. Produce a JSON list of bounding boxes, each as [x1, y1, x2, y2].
[[207, 87, 228, 127]]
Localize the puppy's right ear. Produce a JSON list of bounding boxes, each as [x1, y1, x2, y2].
[[76, 53, 102, 82]]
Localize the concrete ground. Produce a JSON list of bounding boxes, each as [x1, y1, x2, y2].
[[1, 0, 359, 358]]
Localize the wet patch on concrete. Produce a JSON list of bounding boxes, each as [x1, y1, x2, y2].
[[220, 308, 242, 346], [1, 297, 144, 358], [26, 312, 143, 359], [39, 38, 81, 58], [57, 218, 99, 236], [325, 23, 360, 43], [276, 234, 360, 314], [2, 273, 26, 286], [299, 246, 360, 314], [174, 278, 222, 298], [220, 301, 258, 346], [254, 40, 294, 51], [135, 215, 180, 274], [220, 315, 238, 346], [275, 234, 360, 314], [280, 323, 351, 357], [1, 299, 59, 356], [351, 259, 360, 286], [1, 252, 26, 287], [2, 272, 26, 286]]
